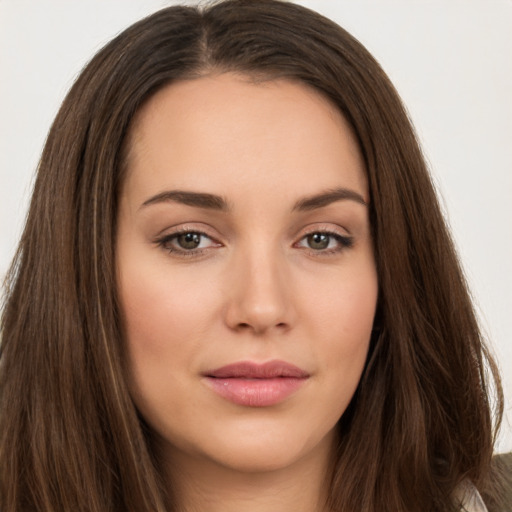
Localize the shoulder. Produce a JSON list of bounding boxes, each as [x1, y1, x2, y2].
[[454, 453, 512, 512], [454, 481, 489, 512]]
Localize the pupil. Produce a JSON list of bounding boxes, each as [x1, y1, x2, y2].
[[178, 232, 201, 249], [308, 233, 329, 250]]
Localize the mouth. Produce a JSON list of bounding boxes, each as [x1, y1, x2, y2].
[[203, 360, 310, 407]]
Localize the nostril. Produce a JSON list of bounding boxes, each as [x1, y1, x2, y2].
[[234, 321, 289, 334]]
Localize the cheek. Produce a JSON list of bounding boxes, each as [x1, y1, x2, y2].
[[117, 266, 211, 424], [307, 263, 378, 342], [117, 264, 206, 421], [304, 263, 378, 392], [118, 259, 217, 357]]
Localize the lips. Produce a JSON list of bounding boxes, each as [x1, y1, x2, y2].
[[203, 360, 309, 407]]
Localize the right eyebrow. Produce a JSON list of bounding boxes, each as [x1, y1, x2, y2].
[[139, 190, 230, 211]]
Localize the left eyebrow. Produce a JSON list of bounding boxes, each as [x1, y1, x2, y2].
[[292, 187, 368, 211]]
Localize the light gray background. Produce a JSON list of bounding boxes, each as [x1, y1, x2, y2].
[[1, 0, 511, 452]]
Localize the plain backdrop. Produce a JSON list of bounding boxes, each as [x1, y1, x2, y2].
[[0, 0, 511, 452]]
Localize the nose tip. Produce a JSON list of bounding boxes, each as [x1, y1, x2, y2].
[[223, 255, 294, 335], [231, 310, 290, 336]]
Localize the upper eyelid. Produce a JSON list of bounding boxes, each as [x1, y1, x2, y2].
[[154, 223, 219, 240], [295, 231, 353, 246], [156, 229, 219, 245], [155, 223, 350, 236], [301, 227, 346, 235], [156, 230, 352, 253], [153, 222, 353, 245], [298, 230, 352, 241], [296, 222, 352, 238]]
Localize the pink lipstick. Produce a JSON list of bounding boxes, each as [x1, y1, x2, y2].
[[203, 360, 309, 407]]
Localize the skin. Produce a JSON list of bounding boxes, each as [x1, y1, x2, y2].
[[116, 73, 378, 512]]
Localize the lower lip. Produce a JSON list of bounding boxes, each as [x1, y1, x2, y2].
[[205, 377, 306, 407]]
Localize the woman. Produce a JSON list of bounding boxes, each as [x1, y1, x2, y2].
[[0, 1, 506, 510]]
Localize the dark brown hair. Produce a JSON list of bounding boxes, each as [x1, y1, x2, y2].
[[0, 1, 504, 510]]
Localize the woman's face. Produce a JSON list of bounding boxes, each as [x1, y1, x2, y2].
[[116, 74, 378, 474]]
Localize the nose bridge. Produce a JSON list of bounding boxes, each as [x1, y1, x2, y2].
[[225, 235, 293, 333]]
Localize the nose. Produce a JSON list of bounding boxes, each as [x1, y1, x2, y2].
[[223, 246, 295, 335]]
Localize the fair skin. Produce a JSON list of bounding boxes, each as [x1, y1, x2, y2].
[[116, 73, 378, 512]]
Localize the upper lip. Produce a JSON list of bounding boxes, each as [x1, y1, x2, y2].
[[205, 360, 309, 379]]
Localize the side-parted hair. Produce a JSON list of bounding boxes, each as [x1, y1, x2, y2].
[[0, 1, 504, 511]]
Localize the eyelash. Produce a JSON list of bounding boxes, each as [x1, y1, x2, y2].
[[154, 228, 353, 258], [155, 228, 220, 258], [295, 230, 354, 255]]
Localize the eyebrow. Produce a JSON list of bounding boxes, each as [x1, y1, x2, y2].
[[292, 187, 368, 211], [141, 190, 230, 211], [140, 186, 367, 212]]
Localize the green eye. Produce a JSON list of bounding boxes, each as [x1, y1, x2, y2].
[[156, 230, 219, 255], [296, 231, 353, 253], [306, 233, 330, 250]]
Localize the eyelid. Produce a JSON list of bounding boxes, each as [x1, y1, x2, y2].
[[153, 221, 216, 238], [153, 225, 223, 257], [295, 222, 352, 241], [293, 224, 354, 255], [153, 222, 354, 258]]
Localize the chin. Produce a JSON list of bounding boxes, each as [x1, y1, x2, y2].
[[209, 442, 308, 474], [192, 420, 336, 475]]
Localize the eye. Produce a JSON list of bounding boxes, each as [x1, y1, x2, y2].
[[156, 230, 220, 255], [296, 231, 353, 253], [174, 232, 207, 250]]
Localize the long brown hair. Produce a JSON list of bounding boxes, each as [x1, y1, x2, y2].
[[0, 1, 504, 510]]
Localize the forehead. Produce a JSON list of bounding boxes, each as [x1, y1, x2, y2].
[[122, 73, 367, 206]]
